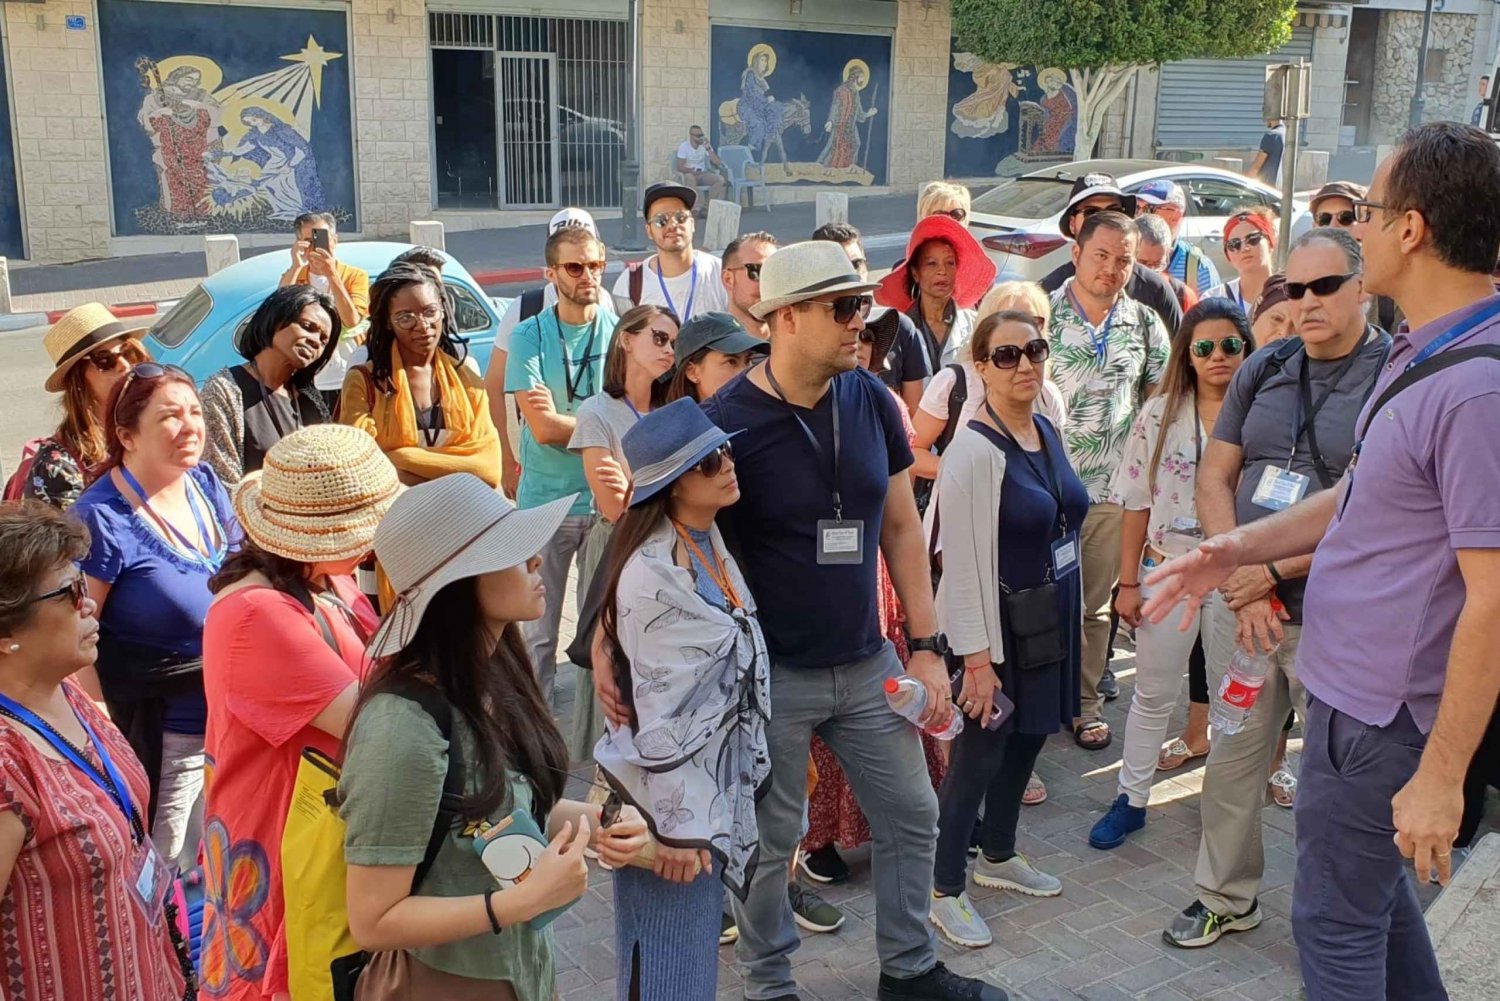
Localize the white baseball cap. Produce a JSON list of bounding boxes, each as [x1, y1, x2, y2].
[[549, 207, 598, 237]]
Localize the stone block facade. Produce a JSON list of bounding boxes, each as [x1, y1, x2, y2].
[[1371, 11, 1478, 145], [1304, 14, 1350, 154], [889, 0, 949, 186], [641, 0, 712, 187], [350, 0, 432, 237]]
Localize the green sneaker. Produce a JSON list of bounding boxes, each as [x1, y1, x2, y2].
[[1162, 898, 1262, 948], [788, 882, 845, 933]]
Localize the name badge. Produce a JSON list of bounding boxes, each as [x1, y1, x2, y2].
[[1085, 378, 1112, 395], [128, 839, 172, 925], [1051, 532, 1080, 579], [1167, 515, 1202, 539], [817, 519, 864, 565], [1251, 465, 1310, 511]]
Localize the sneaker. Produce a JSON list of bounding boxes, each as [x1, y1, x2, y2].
[[1089, 794, 1146, 850], [878, 962, 1009, 1000], [972, 853, 1061, 897], [799, 844, 851, 884], [719, 910, 738, 946], [1162, 898, 1262, 948], [1099, 667, 1120, 701], [788, 882, 845, 933], [929, 891, 992, 948]]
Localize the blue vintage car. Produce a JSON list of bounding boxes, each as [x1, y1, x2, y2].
[[144, 241, 505, 382]]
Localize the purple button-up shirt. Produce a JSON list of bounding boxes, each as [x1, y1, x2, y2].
[[1298, 295, 1500, 732]]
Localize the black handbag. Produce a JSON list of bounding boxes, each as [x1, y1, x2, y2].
[[1001, 581, 1066, 671]]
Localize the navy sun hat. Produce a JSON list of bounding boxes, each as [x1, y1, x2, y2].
[[622, 398, 742, 507]]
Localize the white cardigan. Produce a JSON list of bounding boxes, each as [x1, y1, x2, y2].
[[933, 423, 1008, 666]]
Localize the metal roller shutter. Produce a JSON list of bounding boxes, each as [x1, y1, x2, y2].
[[1156, 26, 1315, 150]]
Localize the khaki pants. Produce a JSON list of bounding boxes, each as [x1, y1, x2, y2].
[[1195, 596, 1305, 917], [1078, 502, 1123, 722]]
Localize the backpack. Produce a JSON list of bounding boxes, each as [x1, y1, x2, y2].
[[625, 260, 645, 306], [518, 287, 547, 323], [913, 364, 968, 516], [3, 438, 56, 501]]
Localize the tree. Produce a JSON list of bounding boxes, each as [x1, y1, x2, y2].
[[951, 0, 1297, 160]]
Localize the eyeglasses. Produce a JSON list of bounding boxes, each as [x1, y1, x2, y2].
[[28, 576, 88, 613], [1286, 272, 1359, 300], [804, 294, 873, 325], [391, 305, 446, 331], [1351, 199, 1387, 224], [560, 260, 607, 279], [728, 262, 763, 281], [86, 343, 134, 372], [1190, 337, 1246, 358], [648, 210, 692, 228], [986, 339, 1050, 369], [637, 326, 675, 349], [1225, 231, 1267, 254], [1316, 210, 1358, 227], [936, 208, 968, 223], [694, 441, 734, 477]]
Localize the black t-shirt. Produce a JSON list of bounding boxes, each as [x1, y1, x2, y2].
[[702, 366, 914, 669], [229, 365, 326, 476], [876, 309, 930, 388], [1041, 260, 1183, 335]]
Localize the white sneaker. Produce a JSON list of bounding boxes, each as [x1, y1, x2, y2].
[[973, 853, 1061, 897], [929, 891, 992, 948]]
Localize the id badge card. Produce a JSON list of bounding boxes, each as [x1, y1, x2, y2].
[[1085, 378, 1112, 395], [128, 839, 172, 925], [1251, 465, 1310, 511], [1050, 531, 1080, 579], [817, 519, 864, 565]]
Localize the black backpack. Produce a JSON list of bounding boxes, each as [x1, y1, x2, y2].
[[913, 363, 968, 516], [518, 287, 547, 322]]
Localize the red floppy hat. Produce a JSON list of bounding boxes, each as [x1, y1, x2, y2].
[[876, 214, 998, 313]]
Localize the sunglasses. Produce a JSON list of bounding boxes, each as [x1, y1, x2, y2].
[[695, 441, 734, 477], [636, 326, 675, 349], [729, 262, 763, 281], [113, 362, 191, 419], [28, 576, 88, 613], [1190, 337, 1246, 358], [392, 305, 446, 331], [1316, 210, 1358, 227], [805, 294, 873, 325], [1225, 231, 1267, 254], [987, 339, 1050, 369], [86, 342, 135, 372], [561, 260, 607, 279], [1075, 202, 1124, 219], [649, 210, 692, 228], [1286, 272, 1359, 300], [936, 208, 968, 223]]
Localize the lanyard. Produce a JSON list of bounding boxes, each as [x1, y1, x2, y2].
[[671, 520, 744, 610], [119, 465, 225, 570], [1288, 342, 1361, 468], [1066, 283, 1118, 365], [247, 364, 302, 440], [984, 401, 1069, 536], [550, 307, 602, 405], [623, 397, 645, 421], [0, 694, 143, 844], [1405, 297, 1500, 371], [764, 364, 845, 521], [655, 256, 699, 320], [912, 300, 956, 373]]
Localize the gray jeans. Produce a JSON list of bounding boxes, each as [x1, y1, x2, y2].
[[730, 644, 938, 999], [152, 730, 204, 873], [520, 512, 594, 708]]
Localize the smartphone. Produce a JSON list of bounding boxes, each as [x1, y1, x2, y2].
[[311, 228, 331, 254], [951, 664, 1017, 730]]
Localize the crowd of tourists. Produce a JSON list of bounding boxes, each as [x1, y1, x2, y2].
[[2, 120, 1498, 1001]]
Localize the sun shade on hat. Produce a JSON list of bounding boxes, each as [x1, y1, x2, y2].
[[42, 303, 148, 393], [643, 181, 697, 218], [749, 241, 880, 321], [367, 474, 577, 659], [622, 398, 741, 508], [233, 424, 401, 564], [1059, 173, 1138, 240], [875, 214, 998, 313], [862, 308, 903, 374]]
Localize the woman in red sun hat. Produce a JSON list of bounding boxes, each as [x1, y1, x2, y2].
[[877, 215, 998, 379]]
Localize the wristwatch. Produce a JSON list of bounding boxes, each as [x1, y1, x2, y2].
[[908, 633, 949, 656]]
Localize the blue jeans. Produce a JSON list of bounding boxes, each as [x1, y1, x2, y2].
[[1292, 695, 1448, 1000], [730, 644, 938, 999]]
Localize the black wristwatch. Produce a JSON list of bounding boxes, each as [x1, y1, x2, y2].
[[908, 633, 948, 656]]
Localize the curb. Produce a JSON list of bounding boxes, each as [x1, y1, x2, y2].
[[0, 300, 162, 333]]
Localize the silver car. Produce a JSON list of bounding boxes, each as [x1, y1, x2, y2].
[[970, 158, 1311, 282]]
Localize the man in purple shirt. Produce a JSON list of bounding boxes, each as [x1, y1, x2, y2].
[[1140, 121, 1500, 1000]]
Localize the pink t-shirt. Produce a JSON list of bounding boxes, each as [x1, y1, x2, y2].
[[199, 576, 376, 1000]]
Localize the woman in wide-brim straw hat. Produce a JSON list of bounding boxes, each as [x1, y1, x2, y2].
[[12, 302, 151, 509], [337, 473, 648, 997], [876, 214, 998, 376], [199, 423, 400, 1001]]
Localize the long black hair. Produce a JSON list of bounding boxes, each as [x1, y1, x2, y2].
[[366, 263, 468, 392], [238, 284, 342, 391], [345, 576, 569, 822], [597, 490, 673, 728]]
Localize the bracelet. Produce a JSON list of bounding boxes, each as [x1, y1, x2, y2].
[[964, 660, 990, 673], [1118, 582, 1141, 590], [483, 888, 503, 935], [1265, 562, 1283, 585]]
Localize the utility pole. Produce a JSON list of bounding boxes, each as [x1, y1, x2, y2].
[[1410, 0, 1437, 127], [617, 0, 646, 250]]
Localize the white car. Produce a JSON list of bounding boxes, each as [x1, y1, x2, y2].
[[970, 158, 1311, 282]]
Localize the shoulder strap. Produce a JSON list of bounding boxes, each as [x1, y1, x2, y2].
[[374, 679, 465, 893], [1358, 345, 1500, 441], [519, 287, 545, 322], [1253, 337, 1306, 395], [934, 363, 968, 456], [1184, 244, 1206, 286], [628, 260, 644, 305]]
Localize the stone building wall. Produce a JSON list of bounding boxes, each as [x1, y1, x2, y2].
[[889, 0, 949, 186], [641, 0, 711, 188], [1371, 11, 1477, 145], [349, 0, 432, 237]]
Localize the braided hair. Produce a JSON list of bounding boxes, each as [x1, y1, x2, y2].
[[366, 262, 468, 391]]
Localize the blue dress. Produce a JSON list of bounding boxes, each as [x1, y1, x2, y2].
[[970, 416, 1089, 735]]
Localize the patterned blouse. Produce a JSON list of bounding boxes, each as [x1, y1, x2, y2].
[[0, 682, 187, 1000], [1108, 393, 1208, 561], [20, 439, 91, 510]]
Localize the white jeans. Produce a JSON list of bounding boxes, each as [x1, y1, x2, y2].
[[152, 730, 205, 873], [1117, 560, 1210, 806]]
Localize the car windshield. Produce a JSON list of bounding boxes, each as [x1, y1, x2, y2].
[[148, 286, 213, 349], [971, 178, 1075, 219]]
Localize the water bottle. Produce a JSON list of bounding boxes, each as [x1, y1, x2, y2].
[[884, 676, 964, 740], [1209, 647, 1275, 735]]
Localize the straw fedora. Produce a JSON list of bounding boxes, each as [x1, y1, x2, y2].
[[43, 303, 148, 393], [875, 214, 998, 313], [368, 474, 577, 658], [233, 424, 401, 564], [750, 241, 880, 321]]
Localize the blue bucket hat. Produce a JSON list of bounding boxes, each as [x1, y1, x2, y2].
[[622, 398, 741, 507]]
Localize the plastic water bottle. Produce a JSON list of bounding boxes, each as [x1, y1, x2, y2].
[[884, 676, 964, 740], [1209, 648, 1275, 735]]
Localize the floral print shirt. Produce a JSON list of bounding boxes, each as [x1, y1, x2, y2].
[[20, 438, 89, 510], [1108, 394, 1208, 560], [1047, 281, 1171, 501]]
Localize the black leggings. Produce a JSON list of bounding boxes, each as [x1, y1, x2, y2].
[[933, 723, 1048, 897]]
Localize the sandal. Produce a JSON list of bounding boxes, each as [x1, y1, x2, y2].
[[1022, 773, 1048, 805], [1269, 769, 1297, 809], [1158, 737, 1210, 771], [1073, 719, 1112, 750]]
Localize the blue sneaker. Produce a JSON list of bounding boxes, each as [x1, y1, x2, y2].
[[1089, 794, 1146, 850]]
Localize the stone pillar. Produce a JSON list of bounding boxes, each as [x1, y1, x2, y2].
[[1304, 17, 1351, 155], [890, 0, 950, 187], [1295, 149, 1330, 191], [0, 258, 12, 314], [350, 0, 433, 237], [703, 198, 740, 252], [409, 220, 445, 250], [815, 192, 848, 228], [204, 235, 240, 275], [641, 0, 710, 189]]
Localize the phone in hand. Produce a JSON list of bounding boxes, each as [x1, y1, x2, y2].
[[311, 228, 331, 254]]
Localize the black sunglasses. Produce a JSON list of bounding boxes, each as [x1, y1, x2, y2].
[[561, 260, 607, 278], [694, 442, 734, 478], [642, 327, 675, 349], [1225, 232, 1267, 254], [1075, 202, 1124, 219], [936, 208, 968, 223], [113, 362, 192, 420], [1190, 337, 1246, 358], [86, 342, 136, 373], [1286, 272, 1359, 300], [987, 339, 1050, 369], [1316, 210, 1357, 227], [28, 576, 88, 612], [805, 294, 873, 325], [729, 262, 762, 281]]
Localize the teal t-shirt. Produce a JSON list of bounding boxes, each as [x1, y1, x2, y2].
[[505, 305, 616, 515]]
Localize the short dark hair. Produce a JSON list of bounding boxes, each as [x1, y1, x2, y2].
[[690, 124, 705, 133], [393, 246, 448, 270], [970, 310, 1043, 365], [1289, 226, 1363, 273], [1386, 121, 1500, 274], [812, 222, 862, 245], [237, 285, 343, 391], [293, 211, 336, 235], [0, 501, 90, 635], [1076, 210, 1138, 248], [723, 231, 778, 267], [545, 226, 604, 267]]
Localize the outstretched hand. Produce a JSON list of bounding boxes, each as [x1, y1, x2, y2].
[[1141, 533, 1245, 632]]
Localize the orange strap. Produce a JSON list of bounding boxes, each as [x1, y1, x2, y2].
[[671, 521, 743, 610]]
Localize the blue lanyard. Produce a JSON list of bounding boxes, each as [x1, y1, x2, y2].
[[623, 397, 644, 420], [655, 256, 699, 320], [0, 693, 142, 843], [119, 465, 225, 570], [1405, 296, 1500, 370], [1067, 284, 1117, 365]]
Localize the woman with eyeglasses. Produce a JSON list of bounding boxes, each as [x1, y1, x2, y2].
[[876, 214, 998, 380], [0, 502, 196, 1000], [71, 361, 242, 875], [15, 303, 152, 510], [926, 311, 1087, 949], [1205, 208, 1278, 313], [594, 399, 771, 1000], [1088, 300, 1255, 851], [200, 284, 341, 489], [339, 263, 502, 487]]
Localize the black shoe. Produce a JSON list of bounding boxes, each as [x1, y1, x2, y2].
[[1099, 667, 1120, 701], [878, 962, 1008, 1000], [799, 843, 851, 883]]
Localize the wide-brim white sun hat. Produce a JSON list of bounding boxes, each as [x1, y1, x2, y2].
[[367, 473, 577, 659]]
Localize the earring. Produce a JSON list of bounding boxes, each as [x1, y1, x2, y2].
[[5, 644, 18, 653]]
